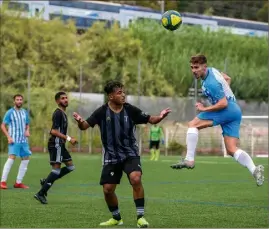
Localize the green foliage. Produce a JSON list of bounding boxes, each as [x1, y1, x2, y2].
[[130, 21, 268, 101]]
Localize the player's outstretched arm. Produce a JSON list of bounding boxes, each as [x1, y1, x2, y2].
[[73, 112, 90, 130], [148, 108, 171, 124]]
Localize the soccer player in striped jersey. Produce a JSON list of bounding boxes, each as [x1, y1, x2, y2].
[[171, 54, 264, 187], [34, 92, 77, 204], [0, 94, 31, 189], [73, 80, 171, 228]]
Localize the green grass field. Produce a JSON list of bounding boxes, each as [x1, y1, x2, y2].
[[0, 154, 268, 228]]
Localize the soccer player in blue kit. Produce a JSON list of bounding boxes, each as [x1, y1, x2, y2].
[[171, 54, 264, 186]]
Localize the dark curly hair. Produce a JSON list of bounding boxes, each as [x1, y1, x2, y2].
[[104, 80, 124, 95]]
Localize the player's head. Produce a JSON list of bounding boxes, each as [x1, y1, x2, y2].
[[190, 54, 207, 79], [13, 94, 23, 108], [104, 80, 125, 105], [55, 92, 68, 108]]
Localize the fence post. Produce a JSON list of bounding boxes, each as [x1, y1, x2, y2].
[[224, 57, 228, 72], [88, 128, 92, 154], [251, 128, 254, 158], [27, 65, 31, 113], [43, 129, 46, 153], [165, 128, 169, 156], [78, 64, 82, 153]]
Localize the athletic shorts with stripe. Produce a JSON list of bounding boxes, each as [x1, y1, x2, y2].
[[100, 157, 142, 185], [48, 145, 72, 165]]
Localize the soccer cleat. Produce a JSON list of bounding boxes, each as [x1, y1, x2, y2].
[[99, 218, 123, 226], [40, 178, 47, 196], [253, 165, 265, 186], [34, 193, 48, 204], [14, 182, 29, 189], [0, 181, 8, 189], [170, 159, 195, 170], [137, 217, 149, 228]]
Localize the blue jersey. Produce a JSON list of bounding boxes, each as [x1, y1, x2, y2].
[[2, 108, 30, 143], [201, 68, 236, 105]]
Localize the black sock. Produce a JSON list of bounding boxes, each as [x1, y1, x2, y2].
[[108, 205, 121, 220], [39, 172, 59, 195], [134, 198, 145, 219], [58, 167, 71, 179]]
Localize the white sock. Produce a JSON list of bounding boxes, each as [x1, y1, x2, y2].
[[1, 158, 15, 182], [185, 128, 199, 161], [233, 149, 256, 174], [16, 160, 30, 184]]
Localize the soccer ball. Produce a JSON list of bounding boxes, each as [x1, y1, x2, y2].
[[161, 10, 182, 31]]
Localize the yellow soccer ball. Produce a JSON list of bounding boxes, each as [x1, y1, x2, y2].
[[161, 10, 183, 31]]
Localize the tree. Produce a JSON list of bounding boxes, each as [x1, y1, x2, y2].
[[257, 2, 268, 22]]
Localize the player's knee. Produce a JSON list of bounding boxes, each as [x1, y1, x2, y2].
[[129, 173, 142, 186], [226, 147, 237, 156], [8, 155, 16, 160], [103, 185, 115, 195], [52, 168, 61, 175], [67, 165, 75, 171], [188, 118, 199, 128]]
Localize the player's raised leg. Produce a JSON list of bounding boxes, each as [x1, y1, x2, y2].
[[35, 149, 75, 204], [35, 163, 61, 204], [171, 117, 213, 169], [39, 159, 75, 197]]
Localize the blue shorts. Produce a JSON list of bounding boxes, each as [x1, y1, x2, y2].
[[8, 143, 32, 158], [197, 102, 242, 138]]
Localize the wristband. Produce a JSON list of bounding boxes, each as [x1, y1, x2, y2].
[[66, 135, 71, 142]]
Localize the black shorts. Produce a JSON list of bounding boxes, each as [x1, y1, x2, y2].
[[100, 157, 142, 185], [149, 140, 160, 149], [48, 145, 72, 165]]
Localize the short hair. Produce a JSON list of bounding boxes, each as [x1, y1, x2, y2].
[[190, 54, 207, 64], [55, 92, 66, 101], [104, 80, 124, 95], [13, 94, 23, 100]]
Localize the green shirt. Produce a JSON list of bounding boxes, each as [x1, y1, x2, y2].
[[150, 126, 163, 141]]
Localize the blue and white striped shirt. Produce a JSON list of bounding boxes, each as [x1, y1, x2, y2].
[[2, 108, 30, 143], [201, 67, 236, 105]]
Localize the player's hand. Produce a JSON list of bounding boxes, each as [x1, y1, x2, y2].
[[7, 136, 14, 144], [25, 130, 30, 137], [70, 137, 78, 146], [195, 102, 206, 112], [160, 108, 171, 119], [73, 112, 83, 123], [161, 139, 165, 145]]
